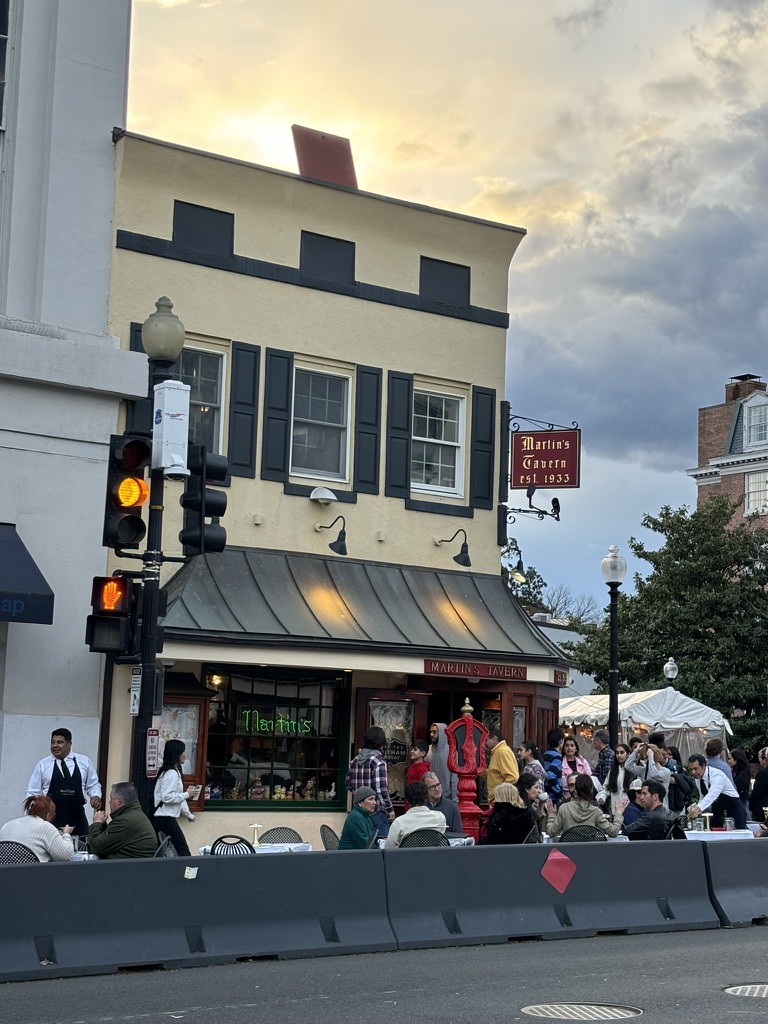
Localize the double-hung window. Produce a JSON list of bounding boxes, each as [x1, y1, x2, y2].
[[411, 391, 464, 495], [180, 348, 224, 453], [291, 368, 349, 480], [745, 401, 768, 448], [746, 471, 768, 515]]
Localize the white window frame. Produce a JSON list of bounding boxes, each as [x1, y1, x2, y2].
[[743, 395, 768, 450], [179, 346, 225, 454], [410, 389, 465, 498], [745, 470, 768, 516], [289, 366, 351, 482]]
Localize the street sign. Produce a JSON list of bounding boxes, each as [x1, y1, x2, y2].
[[146, 727, 160, 777], [129, 666, 142, 716]]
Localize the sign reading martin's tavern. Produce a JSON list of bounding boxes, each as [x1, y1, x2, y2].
[[510, 429, 581, 489], [424, 660, 527, 680]]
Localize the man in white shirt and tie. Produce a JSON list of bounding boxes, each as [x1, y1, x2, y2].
[[686, 753, 746, 829], [26, 728, 102, 837]]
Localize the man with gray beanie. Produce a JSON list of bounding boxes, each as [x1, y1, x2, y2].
[[338, 786, 377, 849]]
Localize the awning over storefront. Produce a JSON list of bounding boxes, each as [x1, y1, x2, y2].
[[162, 547, 570, 665], [0, 523, 55, 624]]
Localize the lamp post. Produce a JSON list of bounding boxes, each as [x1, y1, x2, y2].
[[663, 657, 679, 685], [601, 544, 627, 749], [131, 297, 186, 814]]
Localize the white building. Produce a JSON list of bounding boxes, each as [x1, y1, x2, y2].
[[0, 0, 146, 823]]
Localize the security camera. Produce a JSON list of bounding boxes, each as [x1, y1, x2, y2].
[[164, 467, 190, 482], [309, 486, 338, 507]]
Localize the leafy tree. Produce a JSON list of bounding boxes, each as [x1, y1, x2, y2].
[[566, 496, 768, 756]]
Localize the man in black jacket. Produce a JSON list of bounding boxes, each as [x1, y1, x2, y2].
[[423, 772, 463, 832], [624, 780, 678, 840]]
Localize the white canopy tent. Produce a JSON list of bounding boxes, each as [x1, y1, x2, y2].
[[559, 686, 732, 763]]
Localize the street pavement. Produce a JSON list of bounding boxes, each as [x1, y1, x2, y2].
[[1, 927, 766, 1024]]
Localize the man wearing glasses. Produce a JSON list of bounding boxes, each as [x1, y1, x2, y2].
[[423, 772, 463, 832]]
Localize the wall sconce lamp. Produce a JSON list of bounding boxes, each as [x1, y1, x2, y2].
[[309, 486, 338, 507], [314, 515, 347, 556], [434, 528, 472, 568], [506, 541, 527, 584]]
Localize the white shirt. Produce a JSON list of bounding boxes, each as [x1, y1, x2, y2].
[[26, 752, 102, 800], [695, 765, 740, 812], [154, 768, 185, 817], [385, 805, 446, 849]]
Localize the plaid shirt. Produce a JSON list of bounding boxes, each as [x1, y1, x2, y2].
[[345, 750, 393, 815], [595, 745, 615, 784]]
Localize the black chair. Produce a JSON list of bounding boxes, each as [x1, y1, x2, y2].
[[320, 824, 339, 850], [0, 841, 40, 865], [258, 827, 303, 844], [523, 826, 540, 844], [398, 828, 451, 848], [365, 830, 381, 849], [154, 832, 177, 857], [210, 834, 256, 856], [664, 819, 687, 840], [558, 824, 608, 843]]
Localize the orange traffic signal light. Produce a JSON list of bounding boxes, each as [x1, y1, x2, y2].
[[103, 435, 152, 550], [86, 576, 139, 654]]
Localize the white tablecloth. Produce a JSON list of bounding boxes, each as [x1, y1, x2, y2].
[[198, 842, 312, 855], [542, 834, 629, 844], [683, 829, 754, 841]]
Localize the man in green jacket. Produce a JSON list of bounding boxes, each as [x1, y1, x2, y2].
[[88, 782, 158, 858], [338, 786, 377, 849]]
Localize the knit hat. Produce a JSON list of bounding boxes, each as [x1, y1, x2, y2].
[[353, 786, 376, 803]]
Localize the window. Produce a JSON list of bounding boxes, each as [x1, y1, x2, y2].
[[172, 200, 234, 257], [745, 471, 768, 515], [300, 231, 355, 286], [419, 256, 471, 307], [745, 401, 768, 448], [411, 391, 464, 494], [1, 0, 9, 127], [180, 349, 223, 452], [203, 667, 350, 807], [290, 368, 349, 479]]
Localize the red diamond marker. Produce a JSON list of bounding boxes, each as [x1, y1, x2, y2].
[[540, 848, 576, 893]]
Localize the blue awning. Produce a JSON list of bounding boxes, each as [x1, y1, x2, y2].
[[0, 523, 54, 624]]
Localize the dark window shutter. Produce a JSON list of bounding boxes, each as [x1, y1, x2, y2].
[[419, 256, 471, 307], [227, 342, 260, 478], [353, 366, 382, 494], [173, 200, 234, 257], [385, 371, 413, 498], [261, 349, 294, 481], [125, 322, 152, 433], [469, 386, 496, 509], [300, 231, 356, 286]]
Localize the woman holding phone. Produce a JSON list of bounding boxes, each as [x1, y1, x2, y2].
[[153, 739, 196, 856]]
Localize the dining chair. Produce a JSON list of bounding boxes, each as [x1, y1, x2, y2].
[[154, 832, 177, 857], [320, 824, 340, 850], [210, 834, 256, 855], [0, 841, 40, 864], [558, 824, 608, 843], [398, 828, 451, 848], [258, 827, 303, 844]]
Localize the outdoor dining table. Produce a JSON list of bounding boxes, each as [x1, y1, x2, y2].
[[682, 829, 754, 841], [198, 842, 312, 855]]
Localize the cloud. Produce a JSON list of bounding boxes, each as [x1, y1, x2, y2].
[[553, 0, 625, 42]]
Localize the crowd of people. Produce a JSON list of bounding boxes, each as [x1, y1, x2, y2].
[[0, 727, 198, 862], [342, 722, 768, 847]]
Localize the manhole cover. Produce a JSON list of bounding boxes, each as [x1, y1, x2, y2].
[[725, 985, 768, 998], [520, 1005, 643, 1020]]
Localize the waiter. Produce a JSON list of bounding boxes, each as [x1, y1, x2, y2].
[[26, 728, 102, 836]]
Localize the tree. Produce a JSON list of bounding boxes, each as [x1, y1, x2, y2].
[[565, 496, 768, 756], [501, 539, 548, 609], [546, 583, 601, 626]]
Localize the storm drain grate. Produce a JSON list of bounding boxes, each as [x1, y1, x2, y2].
[[521, 1005, 643, 1020], [725, 985, 768, 998]]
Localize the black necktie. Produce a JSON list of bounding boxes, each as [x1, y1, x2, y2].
[[59, 759, 72, 781]]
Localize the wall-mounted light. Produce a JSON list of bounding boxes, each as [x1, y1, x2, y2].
[[315, 515, 347, 556], [309, 486, 338, 507], [434, 528, 471, 567], [505, 540, 527, 584]]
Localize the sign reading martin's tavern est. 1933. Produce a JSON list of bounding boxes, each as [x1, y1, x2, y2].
[[510, 429, 581, 490]]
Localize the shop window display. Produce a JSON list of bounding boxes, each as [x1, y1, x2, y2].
[[204, 667, 349, 807]]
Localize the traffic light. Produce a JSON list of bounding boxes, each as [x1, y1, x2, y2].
[[179, 444, 228, 556], [85, 576, 141, 655], [102, 434, 152, 550]]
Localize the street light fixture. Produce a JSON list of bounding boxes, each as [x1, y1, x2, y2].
[[601, 544, 627, 749], [663, 657, 679, 684], [131, 297, 186, 814]]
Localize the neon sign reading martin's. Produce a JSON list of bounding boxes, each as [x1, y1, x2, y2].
[[240, 710, 312, 734]]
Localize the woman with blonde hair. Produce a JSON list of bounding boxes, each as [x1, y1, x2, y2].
[[482, 782, 535, 845]]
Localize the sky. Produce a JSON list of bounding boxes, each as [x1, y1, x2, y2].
[[128, 0, 768, 614]]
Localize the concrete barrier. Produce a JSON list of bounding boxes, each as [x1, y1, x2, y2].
[[382, 841, 719, 949], [702, 839, 768, 927], [0, 850, 395, 982]]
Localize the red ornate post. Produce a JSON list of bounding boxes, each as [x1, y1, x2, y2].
[[445, 698, 489, 842]]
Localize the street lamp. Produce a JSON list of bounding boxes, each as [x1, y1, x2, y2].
[[601, 544, 627, 749], [131, 297, 186, 813], [663, 657, 679, 685]]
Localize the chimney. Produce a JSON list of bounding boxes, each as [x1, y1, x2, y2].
[[724, 374, 766, 402]]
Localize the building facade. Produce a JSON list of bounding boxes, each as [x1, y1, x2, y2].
[[105, 131, 571, 846], [0, 0, 146, 824], [688, 374, 768, 518]]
